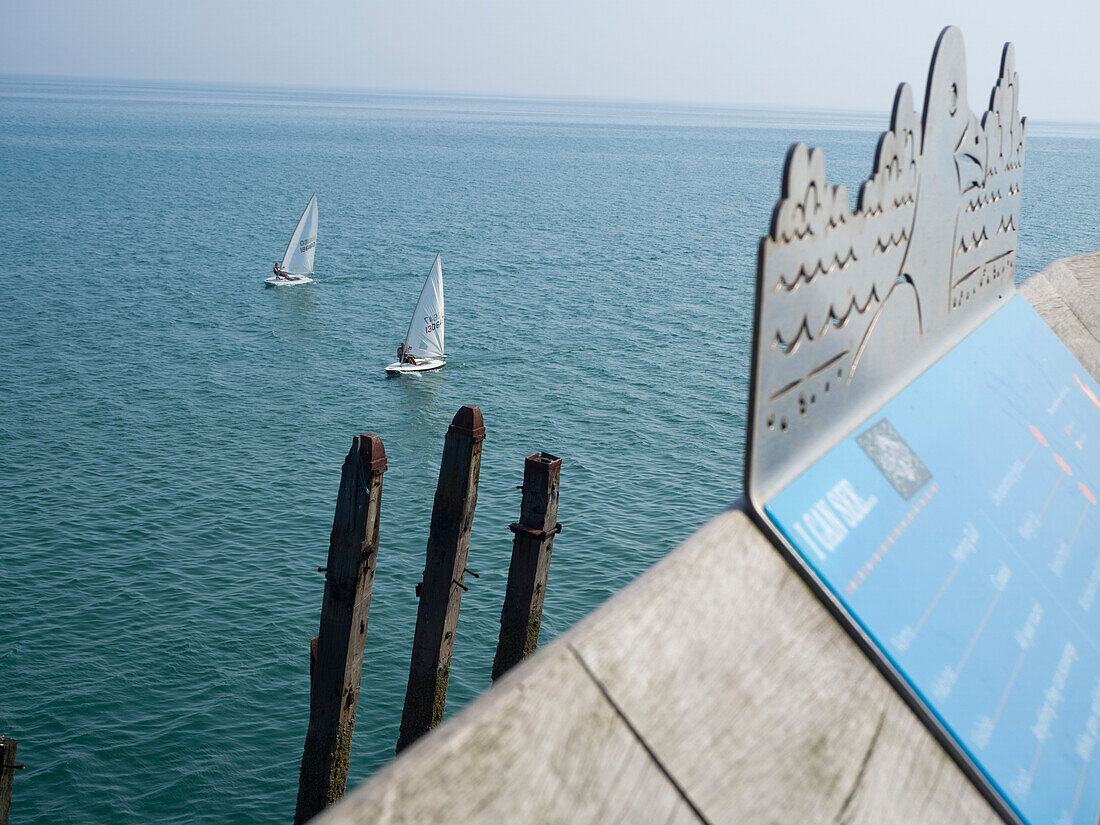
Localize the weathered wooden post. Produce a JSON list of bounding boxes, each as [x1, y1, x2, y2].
[[492, 452, 562, 681], [396, 405, 485, 753], [294, 434, 387, 825], [0, 737, 21, 825]]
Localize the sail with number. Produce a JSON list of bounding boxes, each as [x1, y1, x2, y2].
[[403, 254, 445, 359], [279, 194, 318, 275]]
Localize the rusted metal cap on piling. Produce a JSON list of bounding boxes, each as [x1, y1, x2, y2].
[[357, 433, 388, 473], [448, 405, 485, 442], [526, 451, 561, 468]]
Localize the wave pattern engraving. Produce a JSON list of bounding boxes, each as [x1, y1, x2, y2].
[[748, 26, 1026, 502], [777, 249, 858, 292], [774, 284, 884, 354]]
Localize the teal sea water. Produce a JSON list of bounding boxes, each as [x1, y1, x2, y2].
[[2, 78, 1098, 824]]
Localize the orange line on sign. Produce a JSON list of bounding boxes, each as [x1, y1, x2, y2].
[[1080, 482, 1096, 506], [1075, 373, 1100, 411]]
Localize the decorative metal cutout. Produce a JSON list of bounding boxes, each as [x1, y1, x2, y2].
[[746, 26, 1026, 505]]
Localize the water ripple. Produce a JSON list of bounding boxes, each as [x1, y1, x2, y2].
[[1, 82, 1098, 825]]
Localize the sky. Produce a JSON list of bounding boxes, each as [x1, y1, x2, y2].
[[1, 0, 1097, 122]]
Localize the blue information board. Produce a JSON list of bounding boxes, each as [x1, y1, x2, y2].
[[767, 296, 1100, 825]]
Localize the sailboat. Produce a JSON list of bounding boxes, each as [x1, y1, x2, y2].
[[265, 194, 317, 286], [386, 254, 445, 374]]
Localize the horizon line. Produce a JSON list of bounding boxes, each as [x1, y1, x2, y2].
[[0, 70, 885, 116], [2, 71, 1099, 128]]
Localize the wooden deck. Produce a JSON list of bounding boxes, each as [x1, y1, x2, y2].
[[313, 253, 1100, 825]]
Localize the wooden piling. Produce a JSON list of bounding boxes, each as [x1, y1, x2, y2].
[[0, 737, 18, 825], [396, 405, 485, 753], [294, 434, 387, 825], [492, 452, 562, 681]]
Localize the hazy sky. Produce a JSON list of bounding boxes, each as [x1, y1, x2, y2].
[[1, 0, 1097, 122]]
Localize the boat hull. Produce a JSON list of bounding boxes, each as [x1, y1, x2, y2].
[[385, 359, 445, 374], [265, 274, 314, 287]]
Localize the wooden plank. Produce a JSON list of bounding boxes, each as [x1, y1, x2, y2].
[[1043, 252, 1100, 329], [1022, 268, 1100, 382], [566, 507, 1001, 825], [310, 647, 704, 825], [0, 737, 17, 825], [295, 434, 387, 824], [396, 406, 485, 753], [492, 452, 562, 681]]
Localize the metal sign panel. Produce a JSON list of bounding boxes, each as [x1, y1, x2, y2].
[[746, 26, 1026, 505], [766, 297, 1100, 825], [736, 26, 1100, 825]]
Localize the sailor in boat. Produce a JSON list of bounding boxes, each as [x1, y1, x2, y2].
[[398, 343, 418, 366], [273, 264, 291, 280]]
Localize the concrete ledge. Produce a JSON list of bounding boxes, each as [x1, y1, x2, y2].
[[315, 253, 1100, 825]]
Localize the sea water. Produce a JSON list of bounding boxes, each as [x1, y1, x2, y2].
[[1, 78, 1098, 824]]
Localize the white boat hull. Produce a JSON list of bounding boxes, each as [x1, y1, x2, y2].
[[385, 358, 445, 374], [265, 274, 314, 287]]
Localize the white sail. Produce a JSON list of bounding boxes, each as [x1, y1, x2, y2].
[[279, 194, 318, 275], [403, 254, 445, 359]]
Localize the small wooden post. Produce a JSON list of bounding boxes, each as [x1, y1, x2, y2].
[[492, 452, 562, 681], [396, 405, 485, 753], [0, 737, 19, 825], [294, 434, 387, 825]]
